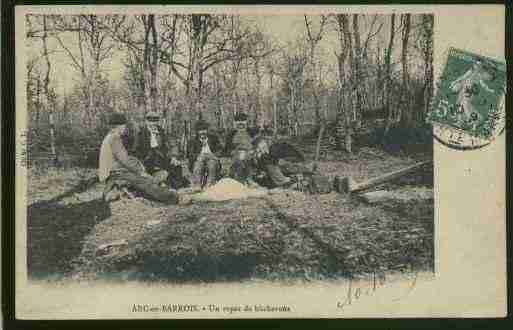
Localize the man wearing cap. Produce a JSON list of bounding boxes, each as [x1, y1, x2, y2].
[[188, 119, 223, 189], [98, 112, 179, 204], [135, 111, 189, 189]]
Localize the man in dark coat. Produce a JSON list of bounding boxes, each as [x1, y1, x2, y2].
[[188, 119, 223, 189], [229, 137, 260, 187], [225, 112, 259, 185], [134, 111, 189, 189], [251, 137, 295, 188]]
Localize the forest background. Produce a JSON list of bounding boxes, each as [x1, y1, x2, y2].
[[24, 13, 434, 166]]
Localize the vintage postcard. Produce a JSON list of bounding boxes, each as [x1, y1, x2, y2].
[[14, 5, 506, 319]]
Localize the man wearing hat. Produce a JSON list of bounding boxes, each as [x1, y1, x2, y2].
[[134, 111, 189, 189], [98, 112, 179, 204], [229, 137, 259, 186], [188, 119, 223, 189], [224, 112, 262, 186], [225, 112, 257, 156], [251, 136, 294, 188]]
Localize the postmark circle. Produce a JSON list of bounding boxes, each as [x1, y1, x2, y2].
[[427, 48, 506, 150]]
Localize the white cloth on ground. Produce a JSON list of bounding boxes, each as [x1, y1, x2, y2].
[[191, 178, 268, 202]]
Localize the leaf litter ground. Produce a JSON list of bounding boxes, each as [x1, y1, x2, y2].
[[27, 146, 433, 283]]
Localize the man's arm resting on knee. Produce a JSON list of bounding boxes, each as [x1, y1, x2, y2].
[[112, 135, 146, 175]]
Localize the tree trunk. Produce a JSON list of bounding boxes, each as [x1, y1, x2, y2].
[[383, 13, 396, 136], [399, 14, 412, 128], [272, 97, 278, 137], [376, 47, 383, 110], [337, 14, 353, 153], [269, 71, 278, 138], [422, 14, 434, 123], [309, 45, 322, 128], [352, 14, 363, 127], [142, 15, 152, 114], [42, 15, 58, 165], [324, 92, 329, 124], [150, 14, 159, 113], [288, 79, 294, 136], [304, 15, 327, 129], [254, 59, 262, 128], [142, 14, 160, 114], [35, 78, 41, 124], [213, 68, 224, 131], [189, 15, 208, 122]]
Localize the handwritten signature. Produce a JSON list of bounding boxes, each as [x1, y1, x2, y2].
[[336, 271, 418, 311]]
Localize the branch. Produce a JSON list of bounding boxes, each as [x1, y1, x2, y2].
[[363, 15, 384, 52], [201, 54, 239, 73], [305, 15, 327, 44], [169, 63, 188, 85], [53, 32, 84, 74]]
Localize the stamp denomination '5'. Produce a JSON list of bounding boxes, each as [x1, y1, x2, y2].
[[427, 48, 506, 149]]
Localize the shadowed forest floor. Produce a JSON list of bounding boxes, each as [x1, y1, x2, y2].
[[27, 145, 433, 283]]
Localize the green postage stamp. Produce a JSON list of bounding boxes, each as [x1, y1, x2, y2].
[[427, 48, 506, 149]]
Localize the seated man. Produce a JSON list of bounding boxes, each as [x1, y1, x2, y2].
[[134, 111, 189, 189], [98, 113, 178, 204], [224, 112, 257, 157], [188, 119, 223, 189], [229, 141, 259, 187], [252, 137, 294, 189]]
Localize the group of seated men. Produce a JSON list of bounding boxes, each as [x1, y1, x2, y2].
[[98, 111, 295, 204]]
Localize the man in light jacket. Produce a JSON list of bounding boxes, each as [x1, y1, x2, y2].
[[98, 112, 178, 204]]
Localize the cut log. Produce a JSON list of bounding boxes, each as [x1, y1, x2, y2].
[[358, 190, 392, 204], [96, 239, 128, 257], [336, 160, 432, 193]]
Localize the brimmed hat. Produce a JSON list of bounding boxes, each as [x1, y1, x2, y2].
[[234, 112, 248, 122], [145, 111, 161, 121], [109, 112, 127, 126], [195, 120, 209, 132]]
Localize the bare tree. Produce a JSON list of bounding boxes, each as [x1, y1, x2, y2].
[[383, 13, 396, 136], [140, 14, 160, 113], [285, 51, 307, 136], [420, 14, 434, 123], [165, 15, 238, 120], [26, 56, 42, 124], [335, 13, 354, 153], [360, 15, 384, 112], [351, 14, 363, 128], [252, 55, 263, 128], [42, 16, 58, 165], [210, 66, 225, 131], [266, 59, 280, 138], [26, 15, 59, 164], [304, 15, 327, 127], [48, 15, 119, 125], [109, 14, 181, 116], [399, 14, 412, 127]]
